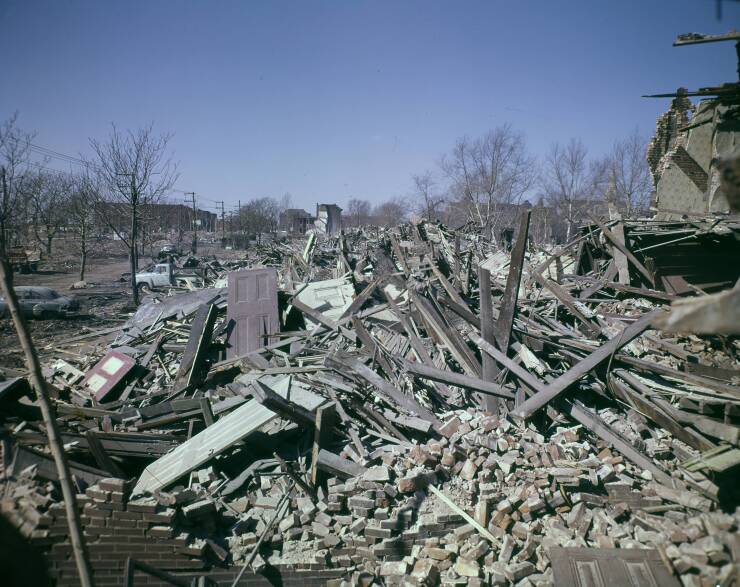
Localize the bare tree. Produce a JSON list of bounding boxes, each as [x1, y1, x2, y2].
[[239, 196, 280, 243], [411, 171, 445, 221], [347, 198, 371, 228], [279, 192, 293, 212], [440, 125, 536, 242], [68, 175, 98, 281], [26, 170, 70, 256], [541, 138, 604, 242], [607, 130, 652, 217], [87, 123, 178, 305], [373, 197, 408, 227], [0, 113, 34, 255]]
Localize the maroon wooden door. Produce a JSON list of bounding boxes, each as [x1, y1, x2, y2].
[[226, 268, 279, 359]]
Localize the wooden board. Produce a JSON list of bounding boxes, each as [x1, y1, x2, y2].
[[133, 375, 323, 495]]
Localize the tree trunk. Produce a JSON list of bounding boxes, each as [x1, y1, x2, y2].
[[0, 167, 6, 256], [46, 233, 53, 256], [79, 224, 87, 282], [130, 205, 139, 306], [0, 259, 95, 587]]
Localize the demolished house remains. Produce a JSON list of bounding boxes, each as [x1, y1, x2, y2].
[[0, 31, 739, 587]]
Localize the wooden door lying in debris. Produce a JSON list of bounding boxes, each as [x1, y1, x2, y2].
[[226, 268, 279, 359], [550, 548, 680, 587]]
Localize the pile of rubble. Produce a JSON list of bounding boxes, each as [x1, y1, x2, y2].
[[1, 213, 739, 586]]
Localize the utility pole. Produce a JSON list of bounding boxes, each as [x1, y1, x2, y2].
[[217, 201, 225, 247], [237, 199, 242, 249], [185, 192, 197, 254]]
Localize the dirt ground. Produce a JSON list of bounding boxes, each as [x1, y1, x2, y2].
[[0, 235, 257, 374], [0, 256, 133, 373]]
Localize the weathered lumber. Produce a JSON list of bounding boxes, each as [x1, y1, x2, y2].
[[494, 209, 530, 352], [291, 298, 339, 330], [338, 278, 382, 320], [326, 352, 441, 427], [610, 221, 631, 284], [173, 303, 217, 391], [411, 291, 482, 378], [310, 402, 337, 486], [557, 399, 673, 486], [533, 273, 602, 337], [478, 266, 499, 413], [609, 371, 715, 451], [592, 216, 656, 287], [250, 380, 317, 428], [402, 360, 515, 400], [316, 449, 367, 478], [513, 309, 663, 419]]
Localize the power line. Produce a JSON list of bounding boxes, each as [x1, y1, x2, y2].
[[19, 138, 210, 203]]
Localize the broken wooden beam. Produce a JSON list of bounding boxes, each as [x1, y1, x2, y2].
[[512, 309, 663, 419]]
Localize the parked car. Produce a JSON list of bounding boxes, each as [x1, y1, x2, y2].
[[157, 243, 182, 259], [0, 287, 80, 319]]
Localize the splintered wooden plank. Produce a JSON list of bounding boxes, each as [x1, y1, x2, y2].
[[402, 360, 515, 400], [430, 262, 468, 308], [550, 547, 680, 586], [338, 278, 382, 320], [494, 210, 530, 352], [533, 273, 602, 338], [351, 316, 395, 379], [326, 352, 441, 427], [311, 403, 338, 486], [610, 370, 716, 451], [411, 291, 482, 378], [226, 268, 279, 360], [478, 266, 498, 414], [316, 449, 367, 479], [291, 298, 339, 330], [512, 309, 663, 419], [250, 380, 317, 428], [84, 430, 126, 478], [559, 399, 673, 486], [174, 303, 217, 391], [579, 260, 617, 300], [132, 376, 324, 495], [610, 222, 631, 284], [11, 445, 107, 486], [383, 290, 453, 400], [592, 217, 656, 288]]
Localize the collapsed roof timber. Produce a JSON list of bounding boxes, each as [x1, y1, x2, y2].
[[1, 31, 740, 587]]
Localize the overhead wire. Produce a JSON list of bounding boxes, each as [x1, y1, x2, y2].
[[20, 138, 212, 202]]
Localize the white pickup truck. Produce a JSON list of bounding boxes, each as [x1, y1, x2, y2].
[[135, 263, 203, 291]]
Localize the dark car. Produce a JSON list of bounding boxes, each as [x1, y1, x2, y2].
[[158, 243, 182, 258], [0, 286, 80, 319]]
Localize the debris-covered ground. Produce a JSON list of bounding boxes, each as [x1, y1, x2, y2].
[[1, 216, 739, 587]]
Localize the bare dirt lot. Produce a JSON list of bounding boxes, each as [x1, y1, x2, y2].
[[0, 257, 133, 373]]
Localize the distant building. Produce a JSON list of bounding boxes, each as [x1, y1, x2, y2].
[[95, 202, 217, 235], [279, 209, 315, 234], [315, 203, 342, 235]]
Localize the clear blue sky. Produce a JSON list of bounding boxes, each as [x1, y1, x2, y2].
[[1, 1, 738, 214]]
